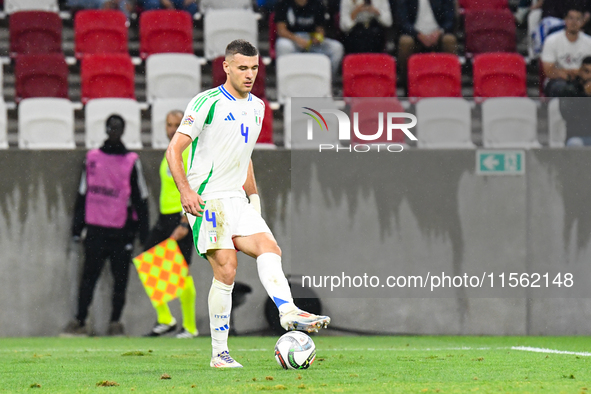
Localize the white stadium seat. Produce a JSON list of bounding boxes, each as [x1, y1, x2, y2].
[[548, 98, 566, 148], [85, 98, 142, 149], [5, 0, 58, 13], [0, 100, 7, 149], [416, 98, 475, 149], [204, 9, 258, 60], [151, 98, 192, 149], [146, 54, 201, 103], [18, 98, 74, 149], [200, 0, 252, 13], [482, 97, 540, 148], [276, 53, 332, 104]]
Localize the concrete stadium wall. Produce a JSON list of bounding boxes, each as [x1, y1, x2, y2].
[[1, 149, 590, 337]]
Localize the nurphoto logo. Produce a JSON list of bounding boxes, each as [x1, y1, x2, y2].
[[302, 106, 418, 153]]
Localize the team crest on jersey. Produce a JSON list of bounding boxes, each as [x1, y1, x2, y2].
[[254, 109, 262, 126], [208, 231, 218, 243], [182, 115, 194, 126]]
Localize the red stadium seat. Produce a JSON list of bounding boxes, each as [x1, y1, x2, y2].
[[212, 56, 266, 99], [342, 53, 397, 98], [465, 9, 516, 54], [269, 12, 277, 60], [258, 98, 274, 145], [349, 98, 406, 144], [139, 10, 193, 59], [459, 0, 508, 10], [408, 53, 462, 99], [74, 10, 128, 58], [15, 53, 68, 102], [81, 53, 135, 103], [9, 11, 62, 56], [473, 53, 527, 98]]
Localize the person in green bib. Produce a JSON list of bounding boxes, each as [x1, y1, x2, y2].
[[143, 110, 198, 338]]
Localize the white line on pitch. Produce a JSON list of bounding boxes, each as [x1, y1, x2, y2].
[[511, 346, 591, 357], [0, 347, 495, 353]]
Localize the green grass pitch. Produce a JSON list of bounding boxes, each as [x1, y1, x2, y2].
[[1, 336, 590, 393]]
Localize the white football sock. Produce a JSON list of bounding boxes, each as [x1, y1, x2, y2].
[[208, 278, 233, 357], [256, 253, 296, 315]]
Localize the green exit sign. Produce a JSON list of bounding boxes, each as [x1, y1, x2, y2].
[[476, 150, 525, 175]]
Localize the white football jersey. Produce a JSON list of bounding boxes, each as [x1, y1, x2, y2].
[[177, 85, 265, 200]]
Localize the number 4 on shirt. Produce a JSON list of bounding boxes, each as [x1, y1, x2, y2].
[[241, 123, 249, 143]]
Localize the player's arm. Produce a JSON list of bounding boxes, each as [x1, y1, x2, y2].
[[244, 159, 261, 215], [166, 132, 205, 217]]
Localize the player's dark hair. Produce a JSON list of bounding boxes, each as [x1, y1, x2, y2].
[[106, 114, 125, 133], [225, 39, 259, 58], [582, 56, 591, 66]]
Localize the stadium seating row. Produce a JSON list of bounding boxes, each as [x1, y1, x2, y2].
[[284, 97, 565, 150], [0, 97, 274, 150], [281, 53, 527, 101], [11, 52, 269, 103], [8, 9, 258, 61], [10, 51, 525, 104], [0, 97, 565, 151], [10, 6, 519, 61]]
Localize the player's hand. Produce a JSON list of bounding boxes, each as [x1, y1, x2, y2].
[[249, 194, 261, 215], [181, 189, 205, 217], [170, 225, 189, 241]]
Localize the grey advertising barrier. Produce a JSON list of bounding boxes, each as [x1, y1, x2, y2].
[[2, 97, 591, 335]]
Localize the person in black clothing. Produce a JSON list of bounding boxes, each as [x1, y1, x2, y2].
[[552, 57, 591, 146], [396, 0, 457, 89], [62, 115, 149, 336], [339, 0, 394, 54], [275, 0, 344, 75]]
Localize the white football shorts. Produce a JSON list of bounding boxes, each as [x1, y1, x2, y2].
[[186, 196, 271, 258]]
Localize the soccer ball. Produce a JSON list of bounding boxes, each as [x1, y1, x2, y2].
[[274, 331, 316, 370]]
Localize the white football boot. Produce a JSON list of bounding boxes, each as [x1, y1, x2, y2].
[[280, 309, 331, 333], [210, 351, 243, 368]]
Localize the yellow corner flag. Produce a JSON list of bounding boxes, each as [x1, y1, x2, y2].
[[133, 238, 189, 307]]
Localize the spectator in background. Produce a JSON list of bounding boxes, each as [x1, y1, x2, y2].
[[275, 0, 345, 75], [62, 115, 149, 337], [530, 0, 591, 57], [138, 0, 197, 14], [542, 7, 591, 97], [566, 55, 591, 96], [143, 110, 199, 339], [339, 0, 393, 53], [397, 0, 457, 90]]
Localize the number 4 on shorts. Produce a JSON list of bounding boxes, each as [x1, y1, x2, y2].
[[205, 210, 217, 227]]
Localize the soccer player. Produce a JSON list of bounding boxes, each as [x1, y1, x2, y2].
[[143, 110, 198, 339], [166, 39, 331, 368]]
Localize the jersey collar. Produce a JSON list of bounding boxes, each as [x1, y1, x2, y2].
[[218, 85, 252, 101]]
